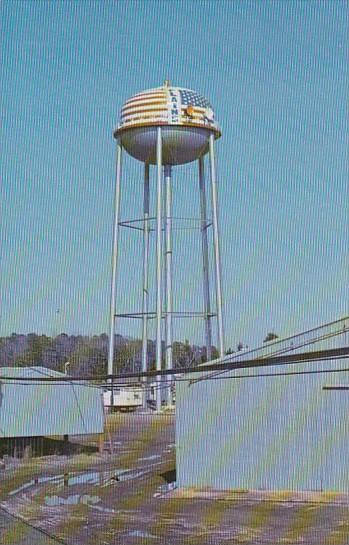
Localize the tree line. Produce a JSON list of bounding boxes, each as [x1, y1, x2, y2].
[[0, 333, 216, 377], [0, 331, 278, 377]]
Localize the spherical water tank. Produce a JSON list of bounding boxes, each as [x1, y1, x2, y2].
[[114, 82, 221, 165]]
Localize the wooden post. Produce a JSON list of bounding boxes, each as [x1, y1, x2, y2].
[[63, 434, 69, 455], [23, 441, 32, 459], [99, 433, 105, 454]]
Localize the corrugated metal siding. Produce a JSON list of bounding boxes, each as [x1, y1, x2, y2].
[[0, 367, 104, 437], [176, 359, 349, 492]]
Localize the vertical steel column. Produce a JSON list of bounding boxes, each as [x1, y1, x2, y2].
[[155, 128, 163, 412], [141, 163, 150, 408], [164, 165, 173, 406], [208, 134, 225, 357], [199, 156, 212, 361], [107, 142, 122, 377]]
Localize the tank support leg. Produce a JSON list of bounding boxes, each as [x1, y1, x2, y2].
[[164, 165, 173, 406], [199, 156, 212, 362], [141, 163, 150, 408], [108, 142, 123, 383], [209, 134, 225, 358], [155, 128, 163, 412]]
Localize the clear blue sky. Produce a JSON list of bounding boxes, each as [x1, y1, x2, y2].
[[1, 0, 348, 349]]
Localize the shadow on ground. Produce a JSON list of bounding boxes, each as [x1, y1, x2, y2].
[[161, 468, 176, 484], [0, 437, 98, 458]]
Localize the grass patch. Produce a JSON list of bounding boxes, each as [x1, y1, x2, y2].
[[0, 520, 31, 545], [279, 503, 329, 544], [325, 520, 349, 545]]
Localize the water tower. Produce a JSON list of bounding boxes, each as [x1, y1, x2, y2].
[[108, 81, 225, 411]]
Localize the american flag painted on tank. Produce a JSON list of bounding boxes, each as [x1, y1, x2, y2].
[[120, 87, 169, 125], [122, 88, 168, 109], [121, 96, 167, 112], [179, 89, 212, 109], [167, 88, 213, 124], [118, 86, 218, 130]]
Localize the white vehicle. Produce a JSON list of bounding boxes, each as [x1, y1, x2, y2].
[[147, 380, 176, 409], [103, 387, 143, 412]]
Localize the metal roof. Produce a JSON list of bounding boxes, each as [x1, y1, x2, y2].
[[0, 366, 69, 378], [0, 366, 104, 438]]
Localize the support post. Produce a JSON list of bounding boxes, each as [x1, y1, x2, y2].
[[63, 434, 69, 455], [98, 433, 105, 454], [141, 163, 150, 408], [198, 156, 212, 361], [108, 142, 123, 380], [155, 128, 163, 412], [164, 165, 173, 406], [208, 134, 225, 358]]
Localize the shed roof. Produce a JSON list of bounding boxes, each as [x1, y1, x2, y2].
[[0, 366, 69, 378], [0, 366, 104, 438]]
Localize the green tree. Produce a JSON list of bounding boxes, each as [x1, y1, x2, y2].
[[263, 332, 279, 343], [114, 339, 142, 374], [14, 334, 51, 366]]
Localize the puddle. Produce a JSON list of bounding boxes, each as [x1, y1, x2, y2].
[[90, 504, 116, 514], [138, 455, 161, 462], [154, 481, 177, 497], [45, 494, 100, 506], [127, 530, 159, 539], [8, 467, 149, 499], [9, 475, 65, 496]]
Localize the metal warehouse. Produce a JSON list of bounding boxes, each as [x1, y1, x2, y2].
[[0, 367, 105, 453], [176, 357, 349, 492]]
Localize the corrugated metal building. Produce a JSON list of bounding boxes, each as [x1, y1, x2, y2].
[[0, 367, 104, 439], [176, 359, 349, 492]]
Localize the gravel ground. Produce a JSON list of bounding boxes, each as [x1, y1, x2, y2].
[[0, 413, 348, 545]]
